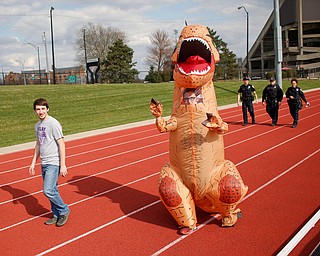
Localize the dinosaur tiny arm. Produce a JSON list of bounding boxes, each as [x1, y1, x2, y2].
[[156, 116, 177, 133], [150, 98, 177, 133]]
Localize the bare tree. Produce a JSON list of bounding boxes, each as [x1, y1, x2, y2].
[[146, 29, 175, 72], [74, 22, 126, 65]]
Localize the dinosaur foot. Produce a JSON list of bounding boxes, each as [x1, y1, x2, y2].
[[178, 226, 197, 235], [221, 209, 243, 227]]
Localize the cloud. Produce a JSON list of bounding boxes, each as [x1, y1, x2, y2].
[[0, 0, 273, 75]]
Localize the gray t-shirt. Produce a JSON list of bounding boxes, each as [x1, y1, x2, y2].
[[35, 116, 64, 166]]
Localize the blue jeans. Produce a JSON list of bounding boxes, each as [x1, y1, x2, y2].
[[41, 164, 69, 217]]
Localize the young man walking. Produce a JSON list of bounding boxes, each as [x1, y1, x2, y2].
[[237, 77, 258, 126], [262, 77, 284, 126], [29, 98, 70, 226]]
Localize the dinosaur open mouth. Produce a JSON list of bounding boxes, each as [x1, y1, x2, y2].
[[177, 37, 212, 75]]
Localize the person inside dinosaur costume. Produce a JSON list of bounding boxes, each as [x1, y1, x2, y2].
[[150, 25, 248, 235]]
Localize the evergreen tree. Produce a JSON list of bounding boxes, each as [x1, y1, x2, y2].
[[145, 65, 163, 83], [207, 27, 238, 80], [103, 39, 138, 83]]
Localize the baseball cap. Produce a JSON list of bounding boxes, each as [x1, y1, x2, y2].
[[243, 77, 250, 81], [269, 77, 275, 82]]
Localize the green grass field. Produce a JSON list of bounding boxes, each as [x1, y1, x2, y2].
[[1, 79, 319, 147]]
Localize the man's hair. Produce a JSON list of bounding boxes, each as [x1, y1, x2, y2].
[[290, 78, 298, 84], [33, 98, 49, 110]]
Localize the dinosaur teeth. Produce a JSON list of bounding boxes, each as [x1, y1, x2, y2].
[[185, 37, 210, 51], [178, 65, 211, 75]]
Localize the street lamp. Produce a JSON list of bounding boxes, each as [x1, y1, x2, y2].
[[50, 6, 56, 84], [238, 6, 249, 77], [25, 42, 41, 84], [16, 59, 27, 85], [42, 32, 51, 84], [83, 28, 89, 84]]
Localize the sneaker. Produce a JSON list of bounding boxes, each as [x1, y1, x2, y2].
[[56, 210, 70, 227], [242, 123, 247, 126], [44, 217, 57, 225]]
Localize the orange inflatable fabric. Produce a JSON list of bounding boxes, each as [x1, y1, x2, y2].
[[150, 25, 248, 235]]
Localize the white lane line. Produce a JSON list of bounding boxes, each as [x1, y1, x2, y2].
[[2, 121, 319, 205], [37, 148, 320, 256], [36, 200, 162, 256], [151, 148, 320, 256], [1, 101, 319, 174], [276, 209, 320, 256], [2, 103, 319, 178], [0, 144, 169, 204], [1, 120, 319, 207], [0, 128, 157, 165], [0, 140, 168, 188], [0, 133, 165, 175], [1, 89, 319, 158], [0, 154, 166, 232], [235, 125, 319, 167]]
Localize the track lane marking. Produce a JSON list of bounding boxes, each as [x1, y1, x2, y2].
[[0, 140, 168, 189], [1, 125, 319, 232], [1, 116, 319, 206], [151, 148, 320, 256], [0, 89, 318, 165], [36, 148, 320, 256], [276, 209, 320, 255], [0, 133, 165, 174], [0, 128, 157, 165], [0, 152, 167, 232], [1, 102, 319, 175]]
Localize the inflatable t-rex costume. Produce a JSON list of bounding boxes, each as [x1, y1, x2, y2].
[[150, 25, 248, 235]]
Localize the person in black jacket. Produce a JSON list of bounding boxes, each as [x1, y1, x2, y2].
[[262, 77, 284, 126], [285, 78, 310, 128], [237, 77, 258, 126]]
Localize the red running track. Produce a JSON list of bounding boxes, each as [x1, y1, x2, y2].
[[0, 90, 319, 256]]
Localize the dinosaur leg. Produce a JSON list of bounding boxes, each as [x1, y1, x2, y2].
[[159, 163, 197, 233], [207, 160, 248, 227]]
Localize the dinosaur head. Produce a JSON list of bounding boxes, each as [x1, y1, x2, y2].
[[172, 25, 219, 88]]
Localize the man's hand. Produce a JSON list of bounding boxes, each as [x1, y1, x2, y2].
[[150, 98, 163, 117], [60, 165, 68, 177], [29, 165, 35, 175]]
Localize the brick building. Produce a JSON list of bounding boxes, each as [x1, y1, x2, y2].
[[4, 66, 86, 85]]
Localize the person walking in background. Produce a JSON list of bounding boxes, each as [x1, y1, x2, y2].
[[262, 77, 284, 126], [29, 98, 70, 226], [237, 77, 258, 126], [285, 78, 310, 128]]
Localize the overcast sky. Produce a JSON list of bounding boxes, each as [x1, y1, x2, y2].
[[0, 0, 274, 76]]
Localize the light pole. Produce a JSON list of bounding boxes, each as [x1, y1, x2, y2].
[[42, 32, 51, 84], [50, 6, 56, 84], [16, 59, 27, 85], [238, 6, 249, 77], [83, 28, 89, 84], [25, 42, 41, 84], [1, 66, 5, 85]]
